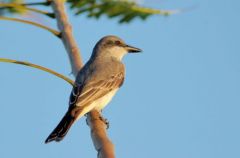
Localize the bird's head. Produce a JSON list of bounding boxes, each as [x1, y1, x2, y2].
[[92, 35, 142, 60]]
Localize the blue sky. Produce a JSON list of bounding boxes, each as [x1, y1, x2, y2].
[[0, 0, 240, 158]]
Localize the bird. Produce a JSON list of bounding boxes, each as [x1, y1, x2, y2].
[[45, 35, 142, 143]]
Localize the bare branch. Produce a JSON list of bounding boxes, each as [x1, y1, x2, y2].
[[87, 110, 115, 158], [0, 57, 74, 86], [51, 0, 83, 76], [0, 16, 61, 37]]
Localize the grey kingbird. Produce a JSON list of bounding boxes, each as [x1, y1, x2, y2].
[[45, 35, 141, 143]]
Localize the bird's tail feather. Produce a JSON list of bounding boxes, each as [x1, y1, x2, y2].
[[45, 111, 76, 143]]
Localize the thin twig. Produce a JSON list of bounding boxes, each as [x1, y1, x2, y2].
[[0, 57, 74, 86], [0, 16, 61, 38], [18, 1, 50, 7]]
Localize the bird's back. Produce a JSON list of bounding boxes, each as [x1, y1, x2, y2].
[[75, 57, 125, 86]]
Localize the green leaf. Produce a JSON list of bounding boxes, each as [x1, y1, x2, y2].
[[0, 0, 179, 23], [0, 0, 26, 15], [68, 0, 177, 23]]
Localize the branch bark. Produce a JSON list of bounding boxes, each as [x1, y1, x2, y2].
[[50, 1, 115, 157], [87, 111, 115, 158], [51, 0, 83, 76]]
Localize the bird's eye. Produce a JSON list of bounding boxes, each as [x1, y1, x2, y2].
[[107, 41, 113, 45], [115, 40, 121, 45]]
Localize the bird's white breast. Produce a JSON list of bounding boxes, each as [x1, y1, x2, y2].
[[76, 89, 118, 120], [93, 88, 118, 111]]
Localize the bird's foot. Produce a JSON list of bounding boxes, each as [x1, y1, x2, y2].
[[99, 116, 110, 129], [84, 112, 109, 129]]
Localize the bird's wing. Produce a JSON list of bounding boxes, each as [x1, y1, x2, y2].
[[68, 72, 124, 116]]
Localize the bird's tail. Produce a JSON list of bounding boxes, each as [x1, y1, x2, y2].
[[45, 111, 76, 143]]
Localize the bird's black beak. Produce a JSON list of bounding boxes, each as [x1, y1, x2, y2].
[[125, 44, 142, 53]]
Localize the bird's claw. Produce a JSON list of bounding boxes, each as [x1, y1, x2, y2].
[[99, 116, 110, 129], [84, 112, 109, 129]]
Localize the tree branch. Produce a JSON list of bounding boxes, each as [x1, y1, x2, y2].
[[87, 110, 115, 158], [50, 1, 115, 157], [0, 16, 61, 37], [0, 57, 74, 86], [50, 0, 83, 76]]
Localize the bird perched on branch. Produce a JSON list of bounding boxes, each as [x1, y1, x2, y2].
[[45, 35, 141, 143]]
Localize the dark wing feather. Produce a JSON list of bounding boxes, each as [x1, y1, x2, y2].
[[69, 84, 84, 108]]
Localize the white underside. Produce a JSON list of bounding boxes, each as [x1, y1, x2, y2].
[[76, 89, 118, 120]]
